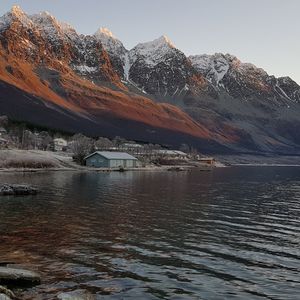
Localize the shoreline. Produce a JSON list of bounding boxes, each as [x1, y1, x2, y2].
[[1, 164, 300, 174], [1, 150, 300, 174], [0, 149, 216, 173], [0, 165, 213, 173]]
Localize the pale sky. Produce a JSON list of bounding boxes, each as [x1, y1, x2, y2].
[[1, 0, 300, 83]]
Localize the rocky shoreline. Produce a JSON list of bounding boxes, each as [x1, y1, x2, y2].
[[0, 184, 38, 196], [0, 265, 41, 300]]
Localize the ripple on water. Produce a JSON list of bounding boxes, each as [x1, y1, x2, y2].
[[0, 167, 299, 299]]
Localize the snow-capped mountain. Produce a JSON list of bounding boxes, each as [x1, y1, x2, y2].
[[1, 6, 300, 153], [0, 6, 120, 84], [31, 11, 78, 42], [189, 53, 300, 103], [94, 32, 211, 97], [0, 5, 32, 30], [127, 35, 213, 97], [92, 28, 300, 105], [129, 35, 176, 66]]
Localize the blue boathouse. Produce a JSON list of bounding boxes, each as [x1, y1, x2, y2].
[[84, 151, 138, 168]]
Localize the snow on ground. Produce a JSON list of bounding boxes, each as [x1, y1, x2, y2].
[[123, 52, 131, 80], [72, 65, 97, 73]]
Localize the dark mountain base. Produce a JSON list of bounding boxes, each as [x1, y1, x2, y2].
[[0, 80, 230, 153]]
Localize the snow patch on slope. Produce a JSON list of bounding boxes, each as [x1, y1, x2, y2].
[[73, 65, 97, 73], [123, 52, 131, 80], [189, 53, 230, 84]]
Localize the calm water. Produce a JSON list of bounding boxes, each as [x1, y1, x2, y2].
[[0, 167, 300, 299]]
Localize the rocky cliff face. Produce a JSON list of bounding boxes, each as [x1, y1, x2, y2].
[[0, 6, 121, 84], [127, 36, 198, 97], [96, 33, 216, 100], [94, 27, 127, 79], [1, 6, 300, 154]]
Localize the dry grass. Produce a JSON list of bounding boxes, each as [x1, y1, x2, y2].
[[0, 150, 59, 169]]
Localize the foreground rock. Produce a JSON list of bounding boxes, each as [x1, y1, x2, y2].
[[57, 289, 95, 300], [0, 293, 11, 300], [0, 184, 38, 196], [0, 267, 41, 286], [0, 285, 16, 300]]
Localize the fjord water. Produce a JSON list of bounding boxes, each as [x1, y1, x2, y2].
[[0, 167, 299, 299]]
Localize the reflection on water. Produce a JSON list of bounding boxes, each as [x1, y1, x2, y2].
[[0, 167, 300, 299]]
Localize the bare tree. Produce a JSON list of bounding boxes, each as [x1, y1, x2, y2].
[[95, 137, 113, 150], [0, 115, 8, 127], [113, 136, 126, 148], [21, 130, 35, 149], [38, 131, 53, 151], [8, 125, 24, 148], [190, 146, 199, 159], [69, 133, 94, 164]]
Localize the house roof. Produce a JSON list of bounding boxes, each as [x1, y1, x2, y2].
[[85, 151, 138, 160]]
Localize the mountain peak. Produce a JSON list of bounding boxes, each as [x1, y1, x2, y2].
[[138, 35, 175, 49], [30, 10, 77, 39], [30, 10, 57, 25], [157, 35, 175, 47], [11, 5, 25, 16], [128, 35, 179, 68], [96, 27, 116, 39], [94, 27, 127, 58], [34, 11, 55, 19], [0, 5, 33, 29], [132, 35, 175, 52]]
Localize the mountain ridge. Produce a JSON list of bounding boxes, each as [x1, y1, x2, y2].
[[0, 6, 300, 154]]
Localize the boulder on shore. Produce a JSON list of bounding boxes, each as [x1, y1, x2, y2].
[[0, 266, 41, 286], [0, 285, 15, 300], [0, 293, 11, 300], [0, 184, 38, 196]]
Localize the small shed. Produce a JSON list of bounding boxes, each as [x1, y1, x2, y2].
[[85, 151, 138, 168]]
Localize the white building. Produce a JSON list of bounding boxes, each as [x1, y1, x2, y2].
[[53, 138, 68, 151]]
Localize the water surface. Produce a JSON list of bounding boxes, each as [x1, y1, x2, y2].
[[0, 167, 299, 299]]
